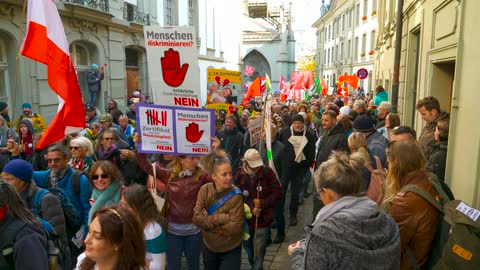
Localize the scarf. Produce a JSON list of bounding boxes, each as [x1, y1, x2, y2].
[[97, 144, 117, 160], [49, 166, 69, 187], [88, 181, 122, 224], [312, 196, 378, 227], [178, 170, 193, 178]]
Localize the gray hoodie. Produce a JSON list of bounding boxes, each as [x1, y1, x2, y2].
[[290, 196, 401, 270]]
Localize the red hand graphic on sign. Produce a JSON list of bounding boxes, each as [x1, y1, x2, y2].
[[186, 122, 204, 143], [161, 48, 189, 87]]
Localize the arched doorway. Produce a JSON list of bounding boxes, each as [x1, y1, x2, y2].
[[0, 30, 20, 116], [125, 46, 147, 102], [243, 50, 271, 79]]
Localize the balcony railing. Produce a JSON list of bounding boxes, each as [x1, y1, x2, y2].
[[243, 31, 281, 42], [62, 0, 109, 13], [124, 3, 150, 25]]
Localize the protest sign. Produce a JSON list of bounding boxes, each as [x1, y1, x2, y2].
[[137, 104, 215, 155], [249, 115, 264, 147], [206, 68, 242, 105], [144, 26, 201, 107]]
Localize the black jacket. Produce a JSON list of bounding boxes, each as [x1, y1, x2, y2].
[[315, 124, 349, 169], [256, 139, 295, 186], [426, 141, 448, 182], [278, 127, 317, 171], [216, 127, 245, 172]]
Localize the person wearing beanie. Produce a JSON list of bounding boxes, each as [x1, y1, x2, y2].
[[353, 115, 389, 167], [278, 112, 317, 226], [1, 159, 67, 239], [0, 102, 12, 127], [15, 102, 47, 134], [87, 63, 104, 106]]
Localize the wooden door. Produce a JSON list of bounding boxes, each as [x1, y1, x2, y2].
[[126, 68, 139, 100]]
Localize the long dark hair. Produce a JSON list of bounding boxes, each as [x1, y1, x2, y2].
[[0, 180, 41, 227], [122, 184, 165, 228], [80, 206, 146, 270]]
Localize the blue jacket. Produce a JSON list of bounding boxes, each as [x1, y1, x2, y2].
[[33, 167, 92, 236]]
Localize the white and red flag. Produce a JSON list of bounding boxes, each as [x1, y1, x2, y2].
[[21, 0, 86, 149]]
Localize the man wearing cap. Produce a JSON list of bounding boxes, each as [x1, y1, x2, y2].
[[278, 113, 316, 226], [235, 149, 282, 270], [15, 102, 47, 133], [2, 159, 67, 239], [216, 115, 244, 172], [215, 109, 227, 132], [353, 115, 389, 167], [85, 105, 98, 127], [87, 63, 104, 107], [98, 114, 129, 143]]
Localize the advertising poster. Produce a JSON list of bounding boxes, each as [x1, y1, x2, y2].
[[136, 104, 215, 155], [144, 26, 201, 107], [207, 68, 242, 105]]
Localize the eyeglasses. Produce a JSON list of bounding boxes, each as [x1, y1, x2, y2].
[[69, 146, 81, 150], [103, 137, 114, 141], [92, 173, 110, 180], [46, 158, 63, 164]]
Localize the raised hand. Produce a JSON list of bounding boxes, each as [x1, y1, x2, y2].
[[186, 122, 204, 143], [161, 48, 189, 87]]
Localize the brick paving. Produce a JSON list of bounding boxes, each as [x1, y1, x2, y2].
[[181, 189, 314, 269]]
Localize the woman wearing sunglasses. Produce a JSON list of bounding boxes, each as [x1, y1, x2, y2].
[[87, 160, 122, 225], [69, 136, 96, 175]]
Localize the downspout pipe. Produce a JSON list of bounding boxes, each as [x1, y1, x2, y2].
[[391, 0, 405, 113]]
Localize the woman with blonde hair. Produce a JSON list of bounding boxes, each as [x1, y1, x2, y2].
[[288, 152, 400, 269], [193, 149, 244, 270], [347, 132, 380, 190], [383, 140, 445, 269], [136, 151, 210, 270]]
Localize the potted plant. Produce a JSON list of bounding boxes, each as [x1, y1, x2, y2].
[[369, 50, 375, 55], [362, 15, 367, 21], [360, 52, 366, 57], [372, 10, 377, 16]]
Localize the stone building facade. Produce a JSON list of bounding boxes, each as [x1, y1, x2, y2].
[[313, 0, 378, 93], [376, 0, 480, 207], [0, 0, 158, 122]]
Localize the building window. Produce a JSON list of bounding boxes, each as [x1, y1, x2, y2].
[[355, 4, 360, 26], [125, 3, 134, 21], [342, 14, 345, 31], [340, 42, 344, 60], [349, 8, 353, 27], [165, 0, 178, 26], [324, 49, 327, 64], [354, 37, 359, 62], [363, 0, 368, 17], [362, 34, 367, 53], [370, 30, 376, 51], [347, 39, 351, 58], [372, 0, 377, 11], [125, 48, 138, 68], [70, 42, 95, 102], [333, 21, 336, 39]]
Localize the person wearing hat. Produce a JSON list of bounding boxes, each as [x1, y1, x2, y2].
[[15, 102, 47, 133], [85, 105, 98, 127], [0, 102, 12, 127], [277, 113, 316, 226], [2, 159, 67, 239], [215, 109, 227, 132], [87, 63, 104, 107], [235, 149, 282, 270], [353, 114, 388, 168], [98, 114, 129, 143]]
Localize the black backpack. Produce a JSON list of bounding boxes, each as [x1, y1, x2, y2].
[[46, 169, 84, 238]]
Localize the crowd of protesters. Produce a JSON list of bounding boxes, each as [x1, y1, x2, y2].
[[0, 85, 460, 270]]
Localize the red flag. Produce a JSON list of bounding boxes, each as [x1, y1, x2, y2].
[[279, 74, 286, 90], [245, 65, 255, 76], [337, 87, 349, 97], [320, 78, 328, 95], [243, 77, 261, 106], [21, 0, 86, 149]]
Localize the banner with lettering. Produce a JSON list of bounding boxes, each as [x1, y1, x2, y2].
[[136, 104, 215, 155], [144, 26, 201, 107], [206, 68, 242, 105]]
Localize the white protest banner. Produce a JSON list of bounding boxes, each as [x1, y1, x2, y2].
[[249, 115, 264, 147], [144, 26, 201, 107], [136, 104, 215, 155]]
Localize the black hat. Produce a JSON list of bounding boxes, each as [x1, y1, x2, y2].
[[0, 102, 7, 111], [86, 105, 96, 112], [352, 115, 375, 133], [291, 114, 305, 124]]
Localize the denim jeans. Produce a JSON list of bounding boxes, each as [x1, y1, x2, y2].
[[202, 244, 241, 270], [299, 169, 312, 199], [243, 227, 268, 270], [166, 232, 202, 270], [89, 91, 97, 107]]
